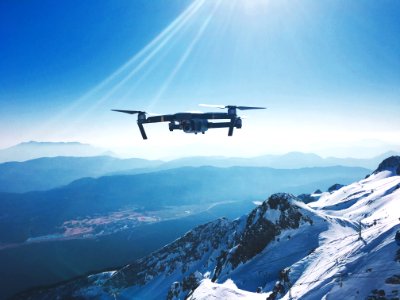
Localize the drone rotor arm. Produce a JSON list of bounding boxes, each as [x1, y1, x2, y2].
[[145, 114, 175, 123], [201, 112, 231, 120]]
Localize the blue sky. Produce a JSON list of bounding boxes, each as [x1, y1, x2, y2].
[[1, 0, 399, 159]]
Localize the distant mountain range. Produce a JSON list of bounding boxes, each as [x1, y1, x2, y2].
[[0, 141, 114, 163], [1, 148, 398, 193], [1, 141, 398, 169], [0, 156, 162, 193], [159, 151, 400, 170]]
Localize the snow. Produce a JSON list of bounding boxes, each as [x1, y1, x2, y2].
[[264, 208, 281, 224], [283, 171, 400, 299], [190, 169, 400, 300], [188, 279, 268, 300]]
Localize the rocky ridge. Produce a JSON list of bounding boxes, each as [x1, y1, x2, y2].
[[17, 193, 317, 299]]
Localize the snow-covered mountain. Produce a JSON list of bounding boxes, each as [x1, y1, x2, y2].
[[16, 156, 400, 300]]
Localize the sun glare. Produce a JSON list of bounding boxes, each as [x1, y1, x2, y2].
[[223, 0, 270, 15]]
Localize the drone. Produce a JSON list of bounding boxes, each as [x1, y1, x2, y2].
[[112, 104, 266, 139]]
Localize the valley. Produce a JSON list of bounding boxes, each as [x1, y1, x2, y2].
[[0, 200, 255, 299], [13, 156, 400, 300]]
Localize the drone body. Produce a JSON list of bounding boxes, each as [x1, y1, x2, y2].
[[112, 105, 265, 139]]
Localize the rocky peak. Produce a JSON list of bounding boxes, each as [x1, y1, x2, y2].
[[213, 193, 312, 279], [373, 156, 400, 175], [328, 183, 344, 193], [267, 193, 294, 210]]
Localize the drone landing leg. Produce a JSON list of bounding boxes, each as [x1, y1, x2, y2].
[[228, 119, 235, 136], [137, 123, 148, 140]]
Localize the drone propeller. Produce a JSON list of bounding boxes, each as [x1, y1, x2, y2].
[[231, 105, 266, 110], [199, 104, 226, 109], [111, 109, 147, 114], [199, 104, 266, 110], [111, 110, 163, 117]]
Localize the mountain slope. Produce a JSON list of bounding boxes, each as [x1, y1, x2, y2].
[[194, 157, 400, 300], [14, 157, 400, 300]]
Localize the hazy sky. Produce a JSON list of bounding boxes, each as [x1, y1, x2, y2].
[[1, 0, 399, 159]]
